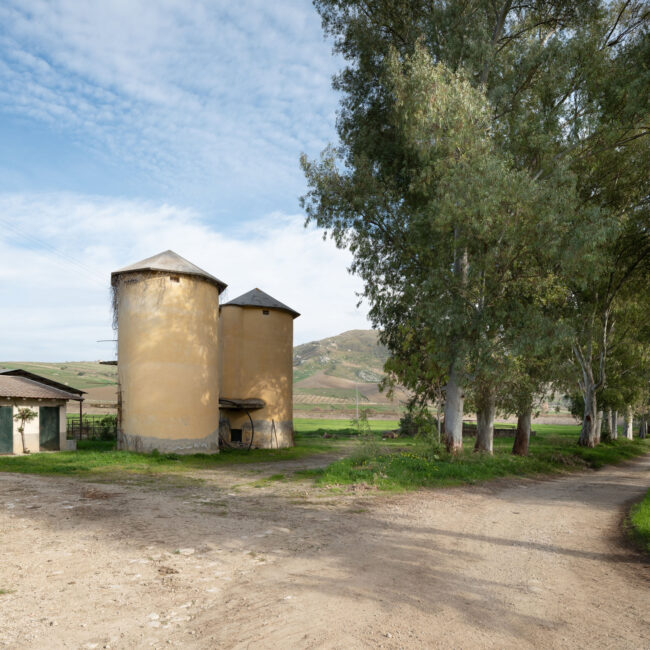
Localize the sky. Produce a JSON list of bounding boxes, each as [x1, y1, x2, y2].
[[0, 0, 370, 361]]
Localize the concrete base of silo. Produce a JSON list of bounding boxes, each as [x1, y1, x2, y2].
[[117, 429, 220, 454], [219, 412, 293, 449]]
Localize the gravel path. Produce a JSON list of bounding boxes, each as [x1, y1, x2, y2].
[[0, 455, 648, 648]]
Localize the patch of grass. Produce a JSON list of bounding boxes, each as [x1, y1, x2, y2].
[[251, 473, 287, 488], [315, 425, 650, 491], [76, 440, 115, 452], [66, 414, 115, 423], [293, 468, 326, 479], [628, 489, 650, 554], [294, 418, 399, 433], [0, 588, 14, 595], [0, 445, 319, 479], [1, 420, 645, 494], [0, 419, 373, 479]]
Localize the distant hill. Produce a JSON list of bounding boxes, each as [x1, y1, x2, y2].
[[293, 329, 408, 406], [0, 361, 117, 390], [294, 329, 388, 384], [1, 329, 407, 412]]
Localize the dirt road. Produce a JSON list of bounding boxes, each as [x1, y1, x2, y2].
[[1, 455, 648, 649]]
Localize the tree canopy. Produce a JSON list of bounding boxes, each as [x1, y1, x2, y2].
[[302, 0, 650, 450]]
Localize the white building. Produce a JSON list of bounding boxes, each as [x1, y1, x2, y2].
[[0, 370, 84, 454]]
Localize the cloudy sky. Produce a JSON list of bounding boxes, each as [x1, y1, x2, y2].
[[0, 0, 369, 361]]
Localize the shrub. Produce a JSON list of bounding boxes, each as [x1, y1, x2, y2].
[[99, 414, 117, 441], [399, 406, 438, 439]]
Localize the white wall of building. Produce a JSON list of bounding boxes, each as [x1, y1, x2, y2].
[[0, 398, 68, 453]]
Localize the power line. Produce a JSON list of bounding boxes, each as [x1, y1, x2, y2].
[[0, 216, 108, 287]]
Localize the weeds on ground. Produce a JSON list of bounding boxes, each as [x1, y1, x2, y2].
[[315, 426, 650, 492], [350, 409, 382, 460], [628, 489, 650, 554]]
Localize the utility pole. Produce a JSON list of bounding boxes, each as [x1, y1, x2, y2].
[[356, 384, 359, 421]]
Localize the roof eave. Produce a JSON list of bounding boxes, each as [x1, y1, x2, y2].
[[111, 268, 227, 293]]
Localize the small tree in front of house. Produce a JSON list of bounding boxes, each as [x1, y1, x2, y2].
[[13, 407, 37, 454]]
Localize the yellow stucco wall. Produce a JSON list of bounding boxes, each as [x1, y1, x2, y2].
[[116, 272, 221, 453], [219, 305, 294, 448]]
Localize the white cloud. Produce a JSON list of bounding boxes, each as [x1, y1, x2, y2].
[[0, 0, 340, 212], [0, 193, 369, 361]]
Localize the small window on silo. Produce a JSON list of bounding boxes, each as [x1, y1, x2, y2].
[[170, 276, 180, 283], [262, 310, 270, 315], [230, 428, 242, 442]]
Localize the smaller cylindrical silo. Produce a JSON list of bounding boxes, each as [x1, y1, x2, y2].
[[112, 250, 226, 454], [219, 288, 299, 448]]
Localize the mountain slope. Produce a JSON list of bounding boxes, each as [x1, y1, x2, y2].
[[293, 330, 408, 405], [293, 329, 388, 384]]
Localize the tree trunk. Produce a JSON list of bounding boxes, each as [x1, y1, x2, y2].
[[610, 410, 618, 440], [444, 362, 464, 454], [474, 389, 495, 454], [578, 381, 598, 447], [624, 406, 634, 439], [18, 425, 28, 454], [602, 408, 612, 441], [436, 399, 442, 445], [512, 409, 531, 456], [639, 417, 647, 439], [595, 410, 603, 444]]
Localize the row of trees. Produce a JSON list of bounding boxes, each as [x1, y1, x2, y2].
[[302, 0, 650, 453]]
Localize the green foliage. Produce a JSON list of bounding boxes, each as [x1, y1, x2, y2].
[[302, 20, 582, 417], [350, 408, 381, 459], [628, 489, 650, 555], [398, 404, 438, 440], [13, 407, 37, 427], [0, 419, 401, 478], [315, 426, 650, 491], [13, 407, 37, 452], [305, 0, 650, 446], [98, 414, 117, 440], [0, 419, 645, 497]]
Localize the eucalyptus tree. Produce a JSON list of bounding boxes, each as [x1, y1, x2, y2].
[[303, 0, 649, 449], [303, 44, 571, 452]]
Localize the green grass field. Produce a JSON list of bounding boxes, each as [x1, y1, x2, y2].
[[0, 420, 646, 491], [629, 489, 650, 554], [66, 413, 115, 423], [310, 424, 650, 490]]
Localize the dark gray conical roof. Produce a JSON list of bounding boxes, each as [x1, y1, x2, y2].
[[111, 250, 227, 293], [224, 288, 300, 318]]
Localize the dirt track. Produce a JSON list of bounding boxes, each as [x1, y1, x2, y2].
[[0, 455, 648, 649]]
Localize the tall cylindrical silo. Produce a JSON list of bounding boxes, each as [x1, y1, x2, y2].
[[112, 250, 226, 453], [219, 288, 299, 448]]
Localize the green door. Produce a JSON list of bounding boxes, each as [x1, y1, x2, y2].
[[0, 406, 12, 454], [39, 407, 60, 451]]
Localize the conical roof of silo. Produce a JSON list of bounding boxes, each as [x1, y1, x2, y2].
[[111, 250, 227, 293], [224, 288, 300, 318]]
